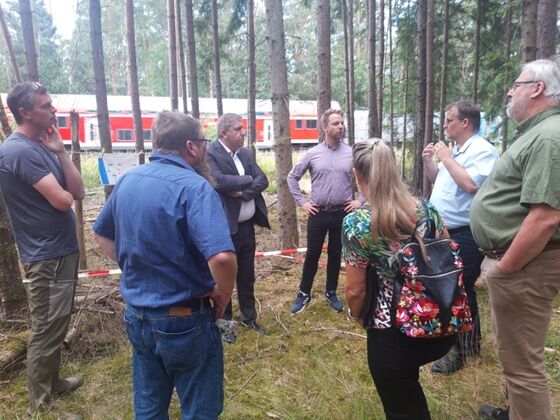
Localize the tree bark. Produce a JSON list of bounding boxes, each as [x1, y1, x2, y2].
[[175, 0, 189, 114], [473, 0, 482, 103], [0, 3, 22, 83], [342, 0, 355, 146], [89, 0, 113, 198], [247, 0, 256, 157], [316, 0, 331, 141], [438, 0, 450, 143], [413, 0, 427, 194], [211, 0, 223, 117], [18, 0, 39, 81], [184, 0, 199, 118], [502, 4, 512, 153], [388, 0, 394, 146], [522, 0, 538, 63], [264, 0, 299, 249], [0, 95, 12, 138], [125, 0, 145, 162], [422, 0, 435, 196], [168, 0, 178, 110], [0, 191, 27, 322], [537, 0, 558, 59], [70, 112, 87, 270], [377, 0, 385, 132], [367, 0, 379, 137]]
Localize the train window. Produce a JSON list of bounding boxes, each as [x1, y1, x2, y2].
[[295, 119, 303, 129], [143, 130, 151, 140], [306, 120, 317, 129], [57, 116, 67, 128], [117, 130, 133, 141]]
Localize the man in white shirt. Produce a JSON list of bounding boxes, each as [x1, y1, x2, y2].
[[423, 100, 499, 374], [207, 113, 271, 343]]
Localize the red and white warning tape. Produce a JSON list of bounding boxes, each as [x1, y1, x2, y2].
[[78, 245, 328, 279]]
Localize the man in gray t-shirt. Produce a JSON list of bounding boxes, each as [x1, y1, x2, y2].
[[0, 82, 85, 416]]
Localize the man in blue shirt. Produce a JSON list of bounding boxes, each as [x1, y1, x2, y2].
[[423, 100, 499, 374], [93, 111, 236, 418]]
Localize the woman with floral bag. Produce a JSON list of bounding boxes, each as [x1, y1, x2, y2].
[[343, 139, 457, 420]]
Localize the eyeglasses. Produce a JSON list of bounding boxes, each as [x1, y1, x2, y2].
[[511, 80, 540, 91]]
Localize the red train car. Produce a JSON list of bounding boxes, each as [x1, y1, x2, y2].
[[26, 94, 340, 149]]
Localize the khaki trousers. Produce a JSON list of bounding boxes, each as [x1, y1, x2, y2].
[[23, 251, 79, 412], [481, 249, 560, 420]]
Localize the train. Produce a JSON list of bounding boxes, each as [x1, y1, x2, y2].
[[1, 94, 342, 149]]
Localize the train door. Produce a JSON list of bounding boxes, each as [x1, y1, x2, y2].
[[84, 117, 101, 149], [263, 120, 273, 145]]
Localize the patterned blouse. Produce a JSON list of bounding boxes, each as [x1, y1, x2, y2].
[[342, 201, 445, 329]]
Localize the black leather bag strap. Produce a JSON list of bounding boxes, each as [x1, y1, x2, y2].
[[362, 260, 380, 330]]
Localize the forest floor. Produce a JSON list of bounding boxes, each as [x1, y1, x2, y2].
[[1, 190, 559, 419]]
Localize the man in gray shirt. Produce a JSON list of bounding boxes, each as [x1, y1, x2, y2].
[[0, 82, 85, 417], [287, 109, 362, 314]]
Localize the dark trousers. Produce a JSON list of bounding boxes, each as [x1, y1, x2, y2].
[[225, 221, 257, 323], [367, 328, 456, 420], [299, 210, 345, 295], [448, 226, 483, 358]]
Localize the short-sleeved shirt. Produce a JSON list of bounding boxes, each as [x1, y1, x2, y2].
[[430, 134, 499, 229], [287, 141, 355, 207], [93, 152, 235, 308], [0, 131, 77, 262], [471, 106, 560, 251], [342, 201, 445, 329]]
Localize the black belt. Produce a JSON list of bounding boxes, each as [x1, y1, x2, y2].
[[317, 204, 346, 213], [168, 298, 211, 316], [448, 225, 470, 235]]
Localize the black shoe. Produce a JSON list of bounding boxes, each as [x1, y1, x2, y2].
[[431, 348, 464, 375], [478, 405, 509, 419], [242, 320, 267, 335]]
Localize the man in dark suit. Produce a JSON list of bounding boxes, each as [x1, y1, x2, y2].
[[207, 113, 270, 343]]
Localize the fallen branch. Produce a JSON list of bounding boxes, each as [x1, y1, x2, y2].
[[312, 327, 366, 339]]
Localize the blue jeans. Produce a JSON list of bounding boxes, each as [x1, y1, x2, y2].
[[124, 304, 223, 419]]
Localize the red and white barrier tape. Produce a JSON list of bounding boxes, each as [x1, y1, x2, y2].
[[78, 245, 328, 279]]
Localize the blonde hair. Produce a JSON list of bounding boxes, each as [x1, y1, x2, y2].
[[352, 138, 417, 242]]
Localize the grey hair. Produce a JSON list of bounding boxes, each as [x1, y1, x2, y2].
[[523, 58, 560, 103], [217, 113, 242, 138]]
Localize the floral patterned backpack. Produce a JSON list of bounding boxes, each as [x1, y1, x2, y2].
[[391, 202, 473, 338]]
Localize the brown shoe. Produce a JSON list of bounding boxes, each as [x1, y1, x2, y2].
[[53, 375, 84, 395]]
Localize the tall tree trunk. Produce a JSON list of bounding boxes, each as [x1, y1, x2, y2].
[[125, 0, 145, 162], [473, 0, 482, 103], [377, 0, 385, 132], [264, 0, 298, 249], [422, 0, 435, 196], [89, 0, 113, 197], [438, 0, 450, 143], [0, 3, 22, 83], [367, 0, 379, 137], [502, 4, 512, 153], [0, 192, 27, 322], [175, 0, 188, 114], [0, 95, 12, 138], [211, 0, 223, 116], [413, 0, 427, 194], [168, 0, 178, 110], [388, 0, 394, 146], [18, 0, 39, 81], [401, 55, 410, 179], [185, 0, 199, 118], [70, 112, 87, 270], [316, 0, 331, 141], [537, 0, 558, 59], [522, 0, 538, 63], [247, 0, 256, 157], [342, 0, 355, 146]]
